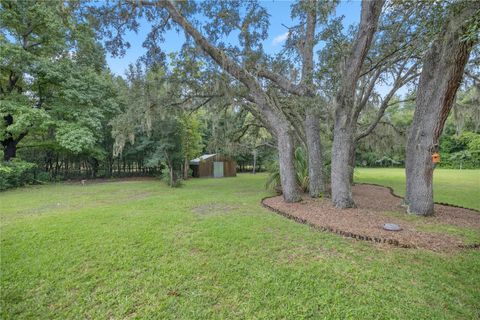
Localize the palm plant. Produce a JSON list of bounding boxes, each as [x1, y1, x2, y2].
[[266, 147, 309, 193]]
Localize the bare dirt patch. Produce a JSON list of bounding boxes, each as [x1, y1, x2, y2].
[[262, 184, 480, 252], [64, 177, 156, 185], [192, 203, 240, 216]]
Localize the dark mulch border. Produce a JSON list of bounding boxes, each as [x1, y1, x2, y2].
[[355, 182, 480, 213], [261, 197, 413, 248], [261, 184, 480, 251]]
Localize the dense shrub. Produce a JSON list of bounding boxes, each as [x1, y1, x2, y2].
[[266, 147, 312, 193], [439, 131, 480, 169], [0, 160, 37, 191]]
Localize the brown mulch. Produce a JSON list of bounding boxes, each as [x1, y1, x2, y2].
[[262, 184, 480, 252]]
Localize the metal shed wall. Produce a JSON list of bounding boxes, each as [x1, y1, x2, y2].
[[192, 155, 236, 178]]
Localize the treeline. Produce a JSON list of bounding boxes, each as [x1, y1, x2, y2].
[[0, 1, 161, 189], [355, 92, 480, 169], [1, 0, 479, 216], [0, 1, 274, 190]]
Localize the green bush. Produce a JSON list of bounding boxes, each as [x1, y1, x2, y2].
[[265, 147, 311, 193], [159, 168, 183, 188], [0, 160, 37, 191], [439, 131, 480, 169]]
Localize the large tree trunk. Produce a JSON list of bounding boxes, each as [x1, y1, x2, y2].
[[332, 126, 356, 207], [2, 137, 18, 161], [277, 128, 301, 202], [305, 108, 325, 197], [405, 5, 476, 215], [302, 0, 325, 198], [348, 147, 356, 185], [331, 0, 384, 208]]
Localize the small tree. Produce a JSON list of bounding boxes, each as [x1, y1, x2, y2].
[[179, 114, 203, 179], [111, 64, 187, 187]]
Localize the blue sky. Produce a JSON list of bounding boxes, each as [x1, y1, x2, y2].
[[106, 0, 362, 77]]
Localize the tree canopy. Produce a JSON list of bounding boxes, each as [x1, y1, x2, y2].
[[1, 0, 479, 215]]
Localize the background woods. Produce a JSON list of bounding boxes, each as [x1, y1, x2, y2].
[[1, 0, 479, 215]]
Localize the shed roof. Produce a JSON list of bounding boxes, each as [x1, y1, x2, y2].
[[190, 154, 217, 165]]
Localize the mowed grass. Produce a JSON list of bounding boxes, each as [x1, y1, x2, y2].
[[355, 168, 480, 210], [1, 174, 479, 319]]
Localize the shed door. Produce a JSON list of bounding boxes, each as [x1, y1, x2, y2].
[[213, 162, 224, 178]]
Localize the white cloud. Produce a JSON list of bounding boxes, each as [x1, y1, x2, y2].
[[272, 32, 289, 45]]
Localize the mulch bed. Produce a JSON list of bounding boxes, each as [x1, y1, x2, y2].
[[262, 184, 480, 252]]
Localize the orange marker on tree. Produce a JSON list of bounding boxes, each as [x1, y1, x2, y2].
[[432, 144, 440, 168]]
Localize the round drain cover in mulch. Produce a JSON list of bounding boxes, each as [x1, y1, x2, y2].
[[383, 223, 402, 231]]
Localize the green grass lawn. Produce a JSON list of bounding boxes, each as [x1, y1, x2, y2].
[[1, 174, 479, 319], [355, 168, 480, 210]]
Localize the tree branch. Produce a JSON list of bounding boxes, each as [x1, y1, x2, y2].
[[465, 70, 480, 83], [355, 97, 414, 141], [255, 68, 306, 96]]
